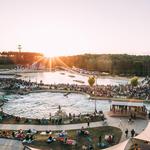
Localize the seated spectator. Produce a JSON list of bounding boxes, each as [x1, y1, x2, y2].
[[30, 129, 37, 134], [107, 135, 112, 144], [78, 127, 89, 136], [16, 132, 25, 140], [102, 119, 107, 125], [23, 133, 34, 143], [59, 130, 67, 137], [12, 131, 15, 138], [46, 130, 50, 134], [27, 129, 31, 133], [22, 134, 30, 143], [65, 138, 76, 145], [82, 144, 88, 150], [88, 144, 94, 150], [47, 135, 54, 143], [80, 126, 85, 135]]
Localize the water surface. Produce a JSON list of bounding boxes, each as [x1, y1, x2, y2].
[[3, 92, 110, 119], [18, 71, 129, 85]]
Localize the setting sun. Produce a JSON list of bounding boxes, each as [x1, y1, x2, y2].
[[42, 49, 68, 57]]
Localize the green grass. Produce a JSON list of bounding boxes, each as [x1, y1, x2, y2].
[[25, 126, 122, 150]]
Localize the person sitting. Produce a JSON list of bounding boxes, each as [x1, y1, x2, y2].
[[98, 142, 108, 148], [80, 126, 85, 135], [64, 137, 67, 143], [23, 134, 30, 143], [102, 119, 107, 125], [88, 144, 94, 150], [30, 129, 37, 134], [16, 132, 25, 140], [29, 134, 34, 141], [100, 114, 105, 120], [27, 129, 31, 134], [107, 135, 112, 144], [128, 117, 133, 124], [59, 130, 67, 137], [84, 130, 89, 135], [82, 144, 88, 150], [46, 130, 50, 134], [12, 131, 15, 138], [65, 139, 77, 145], [47, 135, 53, 143], [79, 127, 89, 136]]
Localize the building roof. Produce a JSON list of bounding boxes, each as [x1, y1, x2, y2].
[[111, 101, 144, 107]]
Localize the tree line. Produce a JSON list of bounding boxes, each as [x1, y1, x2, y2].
[[0, 51, 43, 66], [0, 52, 150, 76], [58, 54, 150, 76]]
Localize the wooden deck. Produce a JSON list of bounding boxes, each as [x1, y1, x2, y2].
[[108, 111, 147, 119]]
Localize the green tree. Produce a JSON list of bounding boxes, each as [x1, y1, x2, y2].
[[131, 77, 138, 86]]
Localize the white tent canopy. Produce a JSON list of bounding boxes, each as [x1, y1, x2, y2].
[[104, 139, 129, 150], [134, 122, 150, 142], [24, 146, 41, 150], [0, 139, 24, 150]]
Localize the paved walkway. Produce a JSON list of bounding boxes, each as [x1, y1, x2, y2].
[[104, 114, 148, 142], [0, 114, 148, 142], [0, 138, 24, 150]]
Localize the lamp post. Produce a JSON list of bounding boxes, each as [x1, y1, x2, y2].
[[92, 91, 97, 113], [18, 44, 22, 63], [95, 97, 97, 113], [94, 76, 97, 113]]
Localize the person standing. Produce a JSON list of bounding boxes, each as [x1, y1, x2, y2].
[[87, 121, 90, 127], [99, 135, 102, 143], [128, 117, 132, 124], [119, 119, 122, 127], [131, 129, 135, 138], [125, 129, 128, 138], [148, 111, 150, 119]]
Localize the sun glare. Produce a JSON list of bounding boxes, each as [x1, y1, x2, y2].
[[42, 50, 66, 58]]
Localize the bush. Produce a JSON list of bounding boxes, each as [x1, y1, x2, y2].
[[131, 77, 138, 86]]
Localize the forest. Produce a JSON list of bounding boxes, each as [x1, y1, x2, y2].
[[59, 54, 150, 76], [0, 52, 150, 76]]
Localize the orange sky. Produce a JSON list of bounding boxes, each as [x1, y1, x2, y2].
[[0, 0, 150, 57]]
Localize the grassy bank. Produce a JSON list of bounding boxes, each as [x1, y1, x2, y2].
[[25, 126, 122, 150]]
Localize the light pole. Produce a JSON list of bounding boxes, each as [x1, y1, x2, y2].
[[92, 91, 97, 113], [18, 44, 22, 63], [95, 98, 97, 113], [94, 76, 97, 113], [88, 75, 97, 113]]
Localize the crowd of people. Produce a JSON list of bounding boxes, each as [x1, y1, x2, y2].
[[0, 77, 150, 100], [0, 78, 36, 95], [0, 73, 149, 149], [0, 129, 37, 143]]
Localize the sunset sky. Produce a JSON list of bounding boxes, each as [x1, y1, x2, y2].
[[0, 0, 150, 56]]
